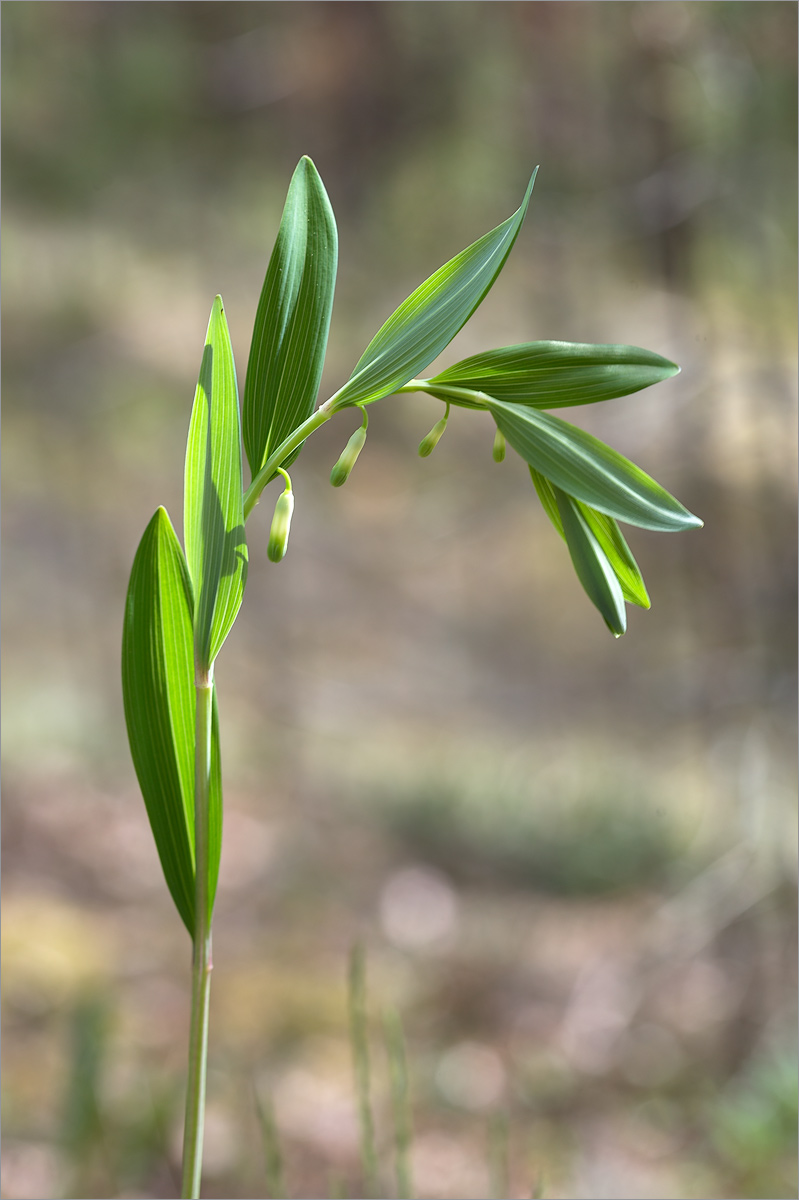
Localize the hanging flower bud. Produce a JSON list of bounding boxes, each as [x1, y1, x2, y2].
[[330, 414, 368, 487], [267, 470, 294, 563], [418, 404, 450, 458], [492, 428, 506, 463]]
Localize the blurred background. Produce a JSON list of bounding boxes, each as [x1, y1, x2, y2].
[[2, 3, 796, 1198]]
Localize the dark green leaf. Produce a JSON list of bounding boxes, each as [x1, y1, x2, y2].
[[530, 468, 650, 608], [331, 170, 538, 410], [427, 341, 679, 408], [488, 397, 702, 532], [122, 507, 223, 934], [553, 486, 627, 636], [243, 156, 338, 481], [184, 296, 248, 673]]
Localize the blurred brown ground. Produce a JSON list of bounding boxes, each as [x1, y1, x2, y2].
[[2, 4, 796, 1198]]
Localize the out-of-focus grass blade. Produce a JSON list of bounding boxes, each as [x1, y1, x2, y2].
[[185, 296, 248, 673], [488, 397, 702, 532], [427, 341, 679, 408], [384, 1009, 413, 1200], [488, 1111, 510, 1200], [530, 468, 650, 608], [243, 156, 337, 481], [254, 1082, 287, 1200], [553, 486, 627, 636], [348, 944, 379, 1199], [331, 169, 538, 410]]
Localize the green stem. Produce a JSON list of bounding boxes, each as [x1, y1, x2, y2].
[[181, 674, 214, 1200], [243, 404, 334, 521], [242, 379, 487, 524], [396, 378, 492, 407]]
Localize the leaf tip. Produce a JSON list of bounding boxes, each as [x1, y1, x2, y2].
[[519, 167, 539, 212]]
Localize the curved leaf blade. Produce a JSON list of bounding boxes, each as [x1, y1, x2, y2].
[[529, 468, 650, 608], [184, 296, 248, 673], [122, 507, 224, 935], [428, 341, 679, 408], [488, 397, 702, 532], [332, 169, 538, 410], [243, 156, 338, 481], [581, 506, 650, 609], [553, 487, 627, 637], [122, 508, 195, 932]]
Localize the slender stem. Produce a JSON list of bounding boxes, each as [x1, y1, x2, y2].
[[396, 378, 492, 406], [242, 378, 486, 524], [181, 674, 214, 1200], [243, 403, 334, 521]]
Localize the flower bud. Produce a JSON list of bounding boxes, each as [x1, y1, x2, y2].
[[330, 425, 367, 487], [492, 428, 506, 463], [267, 487, 294, 563], [418, 406, 449, 458]]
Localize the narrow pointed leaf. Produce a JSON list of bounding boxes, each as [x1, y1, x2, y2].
[[243, 156, 338, 481], [427, 341, 679, 408], [487, 397, 702, 532], [530, 468, 650, 608], [184, 296, 248, 673], [122, 508, 223, 935], [554, 486, 627, 637], [581, 506, 650, 609], [331, 169, 538, 410]]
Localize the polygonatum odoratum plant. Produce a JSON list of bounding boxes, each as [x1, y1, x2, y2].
[[121, 157, 702, 1198]]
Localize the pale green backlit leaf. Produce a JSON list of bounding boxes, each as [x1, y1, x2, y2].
[[185, 297, 248, 673], [553, 487, 627, 637], [428, 341, 679, 408], [121, 507, 223, 935], [331, 170, 538, 410], [243, 156, 337, 481], [530, 468, 650, 608], [488, 397, 702, 532]]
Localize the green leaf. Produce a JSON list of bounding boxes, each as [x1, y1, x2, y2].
[[553, 486, 627, 637], [582, 506, 650, 609], [331, 169, 538, 410], [243, 156, 338, 481], [487, 397, 702, 532], [122, 508, 223, 935], [427, 341, 679, 408], [529, 468, 650, 608], [184, 296, 248, 674]]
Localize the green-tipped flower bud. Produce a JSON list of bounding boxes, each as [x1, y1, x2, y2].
[[418, 404, 450, 458], [330, 425, 367, 487], [492, 428, 506, 463], [267, 478, 294, 563]]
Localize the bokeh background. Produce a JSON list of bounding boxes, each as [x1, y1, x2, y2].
[[2, 4, 797, 1198]]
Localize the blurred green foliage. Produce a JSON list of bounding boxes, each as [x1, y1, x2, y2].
[[709, 1042, 798, 1198], [364, 764, 689, 895]]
